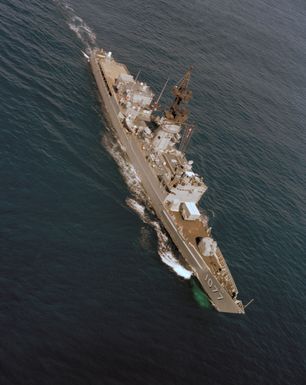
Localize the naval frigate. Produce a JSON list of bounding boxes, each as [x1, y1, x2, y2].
[[90, 48, 244, 314]]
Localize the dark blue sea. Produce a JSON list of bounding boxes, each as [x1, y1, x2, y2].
[[1, 0, 305, 384]]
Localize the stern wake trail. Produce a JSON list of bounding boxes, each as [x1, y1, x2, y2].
[[53, 0, 96, 53]]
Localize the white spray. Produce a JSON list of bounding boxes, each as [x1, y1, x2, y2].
[[53, 0, 96, 53]]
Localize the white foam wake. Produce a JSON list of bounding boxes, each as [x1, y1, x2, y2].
[[68, 15, 96, 50], [126, 198, 192, 280], [53, 1, 96, 52], [102, 133, 193, 280], [151, 219, 193, 280], [102, 134, 146, 202]]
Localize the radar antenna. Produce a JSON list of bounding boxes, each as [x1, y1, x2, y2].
[[164, 66, 193, 124]]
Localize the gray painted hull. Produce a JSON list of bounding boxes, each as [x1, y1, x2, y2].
[[90, 54, 244, 314]]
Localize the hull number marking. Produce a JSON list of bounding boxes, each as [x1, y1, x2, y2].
[[204, 273, 224, 300]]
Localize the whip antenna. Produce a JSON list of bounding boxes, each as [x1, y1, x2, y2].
[[179, 123, 195, 153], [156, 78, 169, 104]]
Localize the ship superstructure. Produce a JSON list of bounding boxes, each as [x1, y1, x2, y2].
[[90, 49, 244, 313]]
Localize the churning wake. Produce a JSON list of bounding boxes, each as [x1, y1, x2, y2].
[[126, 198, 193, 279], [68, 15, 96, 50], [103, 134, 193, 280], [53, 0, 96, 52]]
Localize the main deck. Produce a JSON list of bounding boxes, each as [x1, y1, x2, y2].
[[97, 52, 129, 87], [168, 209, 237, 295]]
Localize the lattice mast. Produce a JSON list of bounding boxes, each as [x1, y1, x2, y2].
[[164, 66, 193, 124]]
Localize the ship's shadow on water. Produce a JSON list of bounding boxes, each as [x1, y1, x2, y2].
[[190, 278, 212, 309]]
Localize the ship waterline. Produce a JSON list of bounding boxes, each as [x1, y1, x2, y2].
[[90, 48, 244, 314]]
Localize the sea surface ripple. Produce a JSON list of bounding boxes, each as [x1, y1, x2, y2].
[[0, 0, 305, 384]]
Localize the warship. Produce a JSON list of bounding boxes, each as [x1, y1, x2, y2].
[[90, 48, 244, 314]]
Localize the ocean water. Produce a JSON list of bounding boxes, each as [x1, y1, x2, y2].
[[0, 0, 305, 384]]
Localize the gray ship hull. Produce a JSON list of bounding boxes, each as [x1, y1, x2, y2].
[[90, 52, 244, 314]]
